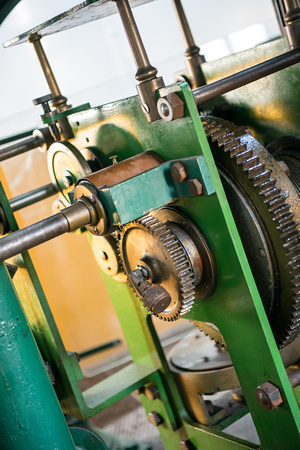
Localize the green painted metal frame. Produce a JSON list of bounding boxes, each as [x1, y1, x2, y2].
[[0, 189, 75, 449], [0, 72, 299, 447]]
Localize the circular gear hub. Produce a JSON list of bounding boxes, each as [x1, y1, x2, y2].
[[118, 210, 217, 320], [118, 215, 197, 320]]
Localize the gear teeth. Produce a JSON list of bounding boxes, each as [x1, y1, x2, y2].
[[253, 170, 272, 187], [259, 179, 277, 195], [118, 214, 195, 321], [224, 140, 241, 153], [241, 156, 260, 170], [235, 148, 253, 165], [263, 187, 282, 202], [203, 115, 300, 346], [245, 163, 266, 178], [229, 144, 246, 158]]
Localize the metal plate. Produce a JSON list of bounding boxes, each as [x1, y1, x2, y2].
[[3, 0, 154, 48]]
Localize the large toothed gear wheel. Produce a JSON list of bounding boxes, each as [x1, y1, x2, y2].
[[201, 116, 300, 348], [118, 215, 196, 321]]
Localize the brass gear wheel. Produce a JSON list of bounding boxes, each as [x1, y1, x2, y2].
[[200, 116, 300, 348], [118, 215, 195, 321]]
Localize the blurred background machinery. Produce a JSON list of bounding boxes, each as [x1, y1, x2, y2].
[[0, 0, 300, 448]]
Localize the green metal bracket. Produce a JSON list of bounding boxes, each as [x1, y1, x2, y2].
[[42, 103, 91, 124], [98, 155, 214, 227]]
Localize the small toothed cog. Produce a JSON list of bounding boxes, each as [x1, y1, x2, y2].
[[118, 215, 196, 321]]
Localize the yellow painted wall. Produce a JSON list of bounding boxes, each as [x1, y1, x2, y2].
[[0, 146, 181, 372]]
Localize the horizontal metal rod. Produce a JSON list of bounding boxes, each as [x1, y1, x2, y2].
[[78, 339, 122, 359], [0, 202, 91, 263], [0, 130, 34, 146], [0, 135, 44, 161], [193, 49, 300, 104], [10, 183, 58, 212]]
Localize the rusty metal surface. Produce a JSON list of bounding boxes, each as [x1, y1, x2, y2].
[[83, 150, 163, 188]]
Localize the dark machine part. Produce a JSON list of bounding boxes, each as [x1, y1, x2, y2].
[[267, 135, 300, 197], [128, 267, 172, 314], [272, 0, 300, 48], [33, 94, 61, 141], [202, 116, 300, 348], [118, 209, 217, 321]]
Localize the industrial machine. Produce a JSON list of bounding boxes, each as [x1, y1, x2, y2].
[[0, 0, 300, 448]]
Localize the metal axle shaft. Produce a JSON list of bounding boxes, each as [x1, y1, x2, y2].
[[192, 48, 300, 104], [0, 201, 92, 263]]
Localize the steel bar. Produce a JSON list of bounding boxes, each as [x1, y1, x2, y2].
[[0, 134, 44, 161], [78, 339, 122, 359], [288, 368, 300, 388], [10, 182, 58, 212], [193, 49, 300, 105], [172, 0, 205, 88], [0, 130, 34, 146], [173, 0, 197, 51], [28, 33, 67, 107], [0, 202, 91, 263], [115, 0, 157, 82]]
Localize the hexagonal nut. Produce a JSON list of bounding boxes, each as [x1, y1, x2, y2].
[[171, 162, 188, 183], [255, 381, 283, 410], [188, 178, 203, 196], [157, 92, 184, 122]]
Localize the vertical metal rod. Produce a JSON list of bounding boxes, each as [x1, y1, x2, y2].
[[0, 264, 75, 449], [28, 34, 74, 139], [115, 0, 164, 122], [274, 0, 300, 48], [172, 0, 206, 88], [28, 33, 67, 109], [115, 0, 157, 82]]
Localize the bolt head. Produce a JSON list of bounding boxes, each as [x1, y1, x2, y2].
[[157, 92, 184, 122], [62, 175, 74, 188], [171, 162, 188, 183], [180, 440, 194, 450], [148, 411, 163, 427], [188, 178, 203, 196], [144, 384, 160, 401], [255, 381, 283, 410]]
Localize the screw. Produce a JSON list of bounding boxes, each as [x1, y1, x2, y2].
[[144, 384, 160, 401], [109, 155, 118, 165], [142, 103, 150, 114], [255, 381, 283, 410], [171, 162, 188, 183], [160, 102, 170, 117], [188, 178, 203, 196], [148, 411, 163, 427]]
